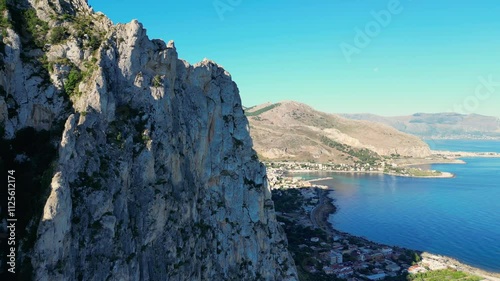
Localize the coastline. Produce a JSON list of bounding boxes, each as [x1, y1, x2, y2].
[[287, 168, 456, 178], [288, 169, 383, 175], [398, 158, 467, 166], [312, 187, 500, 280], [276, 149, 500, 179], [307, 177, 334, 182], [384, 171, 455, 178], [431, 150, 500, 158]]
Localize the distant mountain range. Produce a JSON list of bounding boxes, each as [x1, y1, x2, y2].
[[245, 101, 431, 163], [341, 113, 500, 139]]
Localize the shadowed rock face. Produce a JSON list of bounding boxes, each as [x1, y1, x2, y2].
[[0, 1, 297, 280]]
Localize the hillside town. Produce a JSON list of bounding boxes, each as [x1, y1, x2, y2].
[[267, 167, 487, 281], [267, 160, 451, 178]]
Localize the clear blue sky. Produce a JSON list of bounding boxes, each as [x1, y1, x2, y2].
[[88, 0, 500, 117]]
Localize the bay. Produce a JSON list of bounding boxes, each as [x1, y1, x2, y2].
[[304, 140, 500, 272]]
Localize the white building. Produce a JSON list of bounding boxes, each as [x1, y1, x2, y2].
[[323, 266, 334, 275], [330, 251, 343, 264], [381, 247, 393, 255]]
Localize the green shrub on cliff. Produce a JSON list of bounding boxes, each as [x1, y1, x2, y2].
[[23, 8, 49, 47], [0, 0, 10, 29], [6, 4, 48, 49], [74, 15, 104, 51], [64, 67, 83, 97], [50, 26, 67, 44]]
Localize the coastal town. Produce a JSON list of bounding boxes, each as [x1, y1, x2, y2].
[[267, 164, 498, 281], [266, 160, 454, 178]]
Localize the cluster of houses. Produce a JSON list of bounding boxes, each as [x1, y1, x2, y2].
[[267, 168, 313, 189], [307, 240, 412, 280], [266, 161, 385, 174]]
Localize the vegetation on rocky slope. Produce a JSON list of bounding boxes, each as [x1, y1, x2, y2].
[[245, 103, 281, 117], [0, 0, 9, 29], [320, 135, 380, 164]]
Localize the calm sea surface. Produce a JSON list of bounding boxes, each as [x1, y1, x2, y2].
[[301, 140, 500, 272]]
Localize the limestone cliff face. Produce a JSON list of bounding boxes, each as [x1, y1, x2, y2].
[[0, 1, 297, 280]]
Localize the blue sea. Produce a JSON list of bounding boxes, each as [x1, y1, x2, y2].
[[308, 140, 500, 272]]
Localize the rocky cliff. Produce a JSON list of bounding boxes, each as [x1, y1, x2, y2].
[[0, 0, 297, 280]]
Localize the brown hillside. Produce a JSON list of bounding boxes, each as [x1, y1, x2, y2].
[[246, 101, 431, 163]]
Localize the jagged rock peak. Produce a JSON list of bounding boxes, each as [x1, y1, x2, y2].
[[167, 39, 175, 49], [32, 0, 91, 16], [5, 0, 93, 26]]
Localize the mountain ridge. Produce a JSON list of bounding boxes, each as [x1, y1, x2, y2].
[[246, 101, 431, 163], [342, 112, 500, 139]]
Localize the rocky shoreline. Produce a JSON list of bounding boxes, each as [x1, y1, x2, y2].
[[419, 253, 500, 281]]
